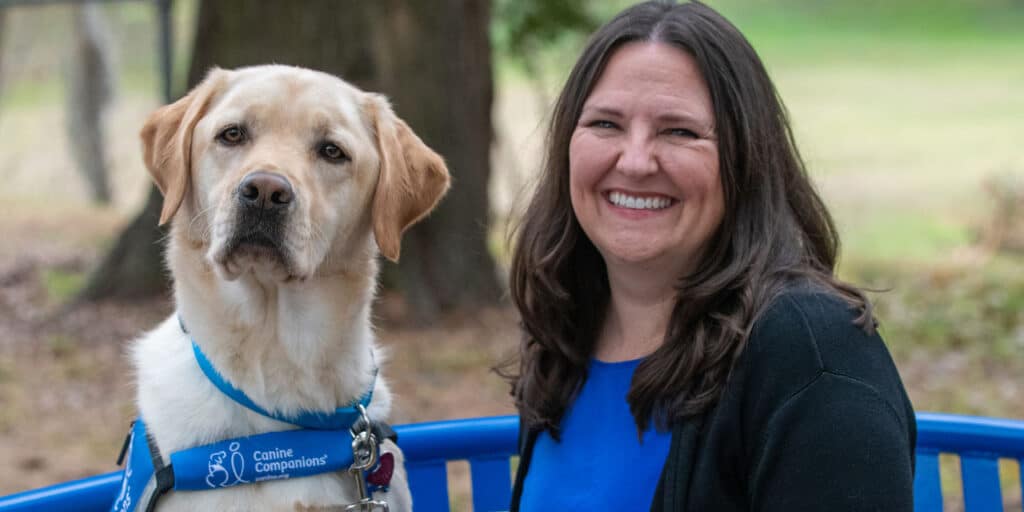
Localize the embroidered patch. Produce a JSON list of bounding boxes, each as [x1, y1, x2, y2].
[[367, 452, 394, 488]]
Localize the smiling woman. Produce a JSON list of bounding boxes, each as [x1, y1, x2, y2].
[[505, 1, 916, 511]]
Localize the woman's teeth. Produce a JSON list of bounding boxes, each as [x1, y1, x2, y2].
[[608, 191, 672, 210]]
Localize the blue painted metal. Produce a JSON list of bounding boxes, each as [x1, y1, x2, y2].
[[916, 413, 1024, 457], [0, 471, 121, 512], [912, 412, 1024, 512], [397, 415, 519, 461], [960, 454, 1003, 511], [406, 460, 449, 511], [400, 415, 517, 511], [912, 449, 942, 512], [469, 455, 513, 511], [2, 413, 1022, 511]]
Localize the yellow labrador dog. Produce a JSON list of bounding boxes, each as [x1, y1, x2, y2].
[[119, 65, 448, 511]]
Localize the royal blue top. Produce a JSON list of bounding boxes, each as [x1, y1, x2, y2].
[[519, 357, 672, 510]]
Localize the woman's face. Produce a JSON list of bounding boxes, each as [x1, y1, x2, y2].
[[569, 42, 723, 278]]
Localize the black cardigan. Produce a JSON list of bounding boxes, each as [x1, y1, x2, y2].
[[510, 289, 916, 511]]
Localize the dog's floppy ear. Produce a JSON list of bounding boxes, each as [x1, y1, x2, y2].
[[140, 68, 228, 225], [364, 94, 451, 262]]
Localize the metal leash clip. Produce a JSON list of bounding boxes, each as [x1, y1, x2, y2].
[[345, 404, 389, 512]]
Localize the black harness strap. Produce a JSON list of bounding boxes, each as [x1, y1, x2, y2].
[[352, 417, 399, 445], [116, 421, 134, 466], [144, 432, 175, 512]]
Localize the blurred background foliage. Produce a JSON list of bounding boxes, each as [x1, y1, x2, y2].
[[0, 0, 1020, 415]]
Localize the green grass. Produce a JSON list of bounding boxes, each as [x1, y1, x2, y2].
[[838, 212, 971, 264], [751, 13, 1024, 267], [0, 68, 161, 112], [41, 269, 86, 305], [856, 256, 1024, 354], [710, 0, 1024, 39]]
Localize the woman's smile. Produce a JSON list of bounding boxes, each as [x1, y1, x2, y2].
[[605, 190, 676, 211]]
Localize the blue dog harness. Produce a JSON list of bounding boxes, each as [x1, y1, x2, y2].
[[111, 325, 395, 512]]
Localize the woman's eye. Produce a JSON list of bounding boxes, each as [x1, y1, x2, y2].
[[318, 142, 349, 163], [216, 125, 247, 145], [667, 128, 699, 138], [588, 120, 618, 130]]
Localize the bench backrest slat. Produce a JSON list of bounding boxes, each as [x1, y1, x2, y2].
[[959, 454, 1003, 511], [406, 460, 450, 511], [913, 449, 942, 512], [468, 455, 513, 511]]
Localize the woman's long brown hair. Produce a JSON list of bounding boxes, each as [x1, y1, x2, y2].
[[506, 0, 874, 438]]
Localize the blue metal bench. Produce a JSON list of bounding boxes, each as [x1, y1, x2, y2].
[[0, 413, 1021, 511], [915, 413, 1024, 511]]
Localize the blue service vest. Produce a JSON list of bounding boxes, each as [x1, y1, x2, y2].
[[111, 323, 385, 511], [111, 419, 362, 512]]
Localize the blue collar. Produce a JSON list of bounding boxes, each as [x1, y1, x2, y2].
[[186, 322, 375, 430]]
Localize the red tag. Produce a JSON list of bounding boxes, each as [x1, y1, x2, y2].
[[367, 452, 394, 487]]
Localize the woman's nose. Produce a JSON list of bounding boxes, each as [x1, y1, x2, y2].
[[616, 132, 658, 178]]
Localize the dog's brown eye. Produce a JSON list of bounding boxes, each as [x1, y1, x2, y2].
[[217, 125, 247, 145], [318, 142, 348, 163]]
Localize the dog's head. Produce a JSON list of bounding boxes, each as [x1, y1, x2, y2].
[[141, 65, 449, 282]]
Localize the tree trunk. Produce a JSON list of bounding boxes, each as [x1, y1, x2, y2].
[[371, 0, 501, 320], [77, 186, 166, 302], [183, 0, 376, 90], [82, 1, 500, 321], [0, 10, 7, 111], [66, 3, 115, 205]]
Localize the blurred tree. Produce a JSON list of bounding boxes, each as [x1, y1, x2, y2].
[[493, 0, 597, 109], [66, 3, 115, 205], [80, 0, 503, 321], [368, 0, 501, 320], [495, 0, 596, 59], [0, 10, 6, 105]]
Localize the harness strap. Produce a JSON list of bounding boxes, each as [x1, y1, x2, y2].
[[144, 431, 174, 512], [113, 417, 399, 510], [116, 421, 133, 466]]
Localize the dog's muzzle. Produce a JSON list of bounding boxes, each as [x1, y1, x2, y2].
[[238, 171, 293, 211], [226, 171, 294, 260]]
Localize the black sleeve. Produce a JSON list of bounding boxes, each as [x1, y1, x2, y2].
[[509, 425, 538, 512], [747, 371, 915, 512]]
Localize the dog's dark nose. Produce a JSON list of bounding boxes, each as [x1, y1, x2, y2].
[[238, 172, 293, 210]]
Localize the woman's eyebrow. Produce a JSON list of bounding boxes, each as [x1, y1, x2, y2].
[[656, 111, 707, 125], [580, 105, 623, 118]]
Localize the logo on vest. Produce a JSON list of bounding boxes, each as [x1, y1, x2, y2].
[[113, 466, 133, 512], [206, 442, 248, 488], [252, 446, 330, 482], [202, 441, 331, 487]]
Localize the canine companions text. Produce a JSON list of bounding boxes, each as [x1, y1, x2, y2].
[[111, 65, 449, 512]]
